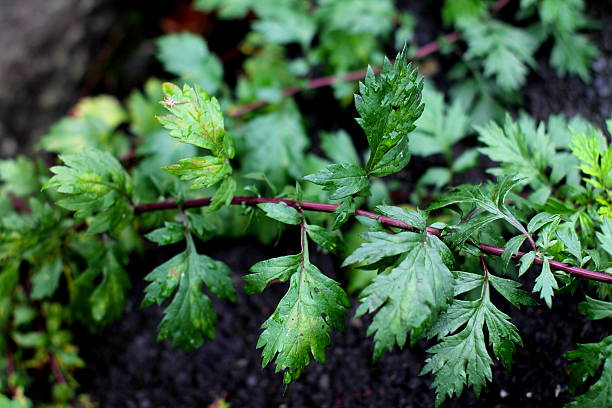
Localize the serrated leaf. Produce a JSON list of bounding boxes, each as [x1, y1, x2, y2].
[[578, 296, 612, 320], [533, 258, 558, 308], [356, 234, 454, 359], [557, 224, 582, 261], [244, 254, 301, 294], [303, 163, 369, 200], [255, 238, 349, 384], [565, 335, 612, 408], [463, 21, 539, 91], [501, 235, 526, 270], [527, 212, 559, 233], [596, 218, 612, 257], [376, 205, 427, 230], [209, 177, 237, 212], [163, 156, 231, 189], [306, 224, 342, 254], [257, 202, 302, 225], [519, 251, 536, 276], [158, 82, 234, 158], [157, 33, 223, 94], [355, 46, 424, 176], [422, 274, 522, 406], [488, 274, 537, 308], [143, 234, 236, 352], [146, 222, 185, 246], [342, 231, 420, 267], [43, 150, 133, 234]]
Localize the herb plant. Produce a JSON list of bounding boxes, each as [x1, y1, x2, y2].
[[1, 1, 610, 407]]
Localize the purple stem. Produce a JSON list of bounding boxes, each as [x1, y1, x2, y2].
[[134, 196, 612, 284]]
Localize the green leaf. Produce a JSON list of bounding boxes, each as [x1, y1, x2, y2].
[[244, 254, 301, 294], [157, 33, 223, 94], [342, 231, 420, 267], [31, 256, 63, 300], [143, 234, 236, 352], [146, 222, 185, 246], [320, 130, 360, 165], [0, 156, 40, 197], [355, 46, 424, 176], [304, 163, 369, 200], [411, 85, 470, 158], [158, 82, 234, 159], [305, 224, 343, 254], [376, 205, 427, 230], [209, 177, 237, 212], [501, 235, 526, 271], [315, 0, 394, 37], [463, 20, 539, 91], [43, 150, 133, 234], [565, 335, 612, 408], [356, 234, 454, 359], [527, 212, 559, 234], [578, 296, 612, 320], [257, 202, 302, 225], [255, 237, 349, 384], [557, 223, 582, 261], [240, 101, 308, 186], [596, 218, 612, 257], [332, 197, 355, 230], [550, 32, 598, 81], [90, 250, 131, 325], [533, 258, 558, 308], [570, 127, 612, 190], [488, 274, 537, 308], [422, 275, 522, 406], [252, 0, 316, 46], [163, 156, 231, 189], [519, 251, 536, 276]]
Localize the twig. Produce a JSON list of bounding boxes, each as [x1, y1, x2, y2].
[[133, 196, 612, 284]]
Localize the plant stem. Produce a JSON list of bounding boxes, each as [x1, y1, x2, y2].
[[134, 196, 612, 284]]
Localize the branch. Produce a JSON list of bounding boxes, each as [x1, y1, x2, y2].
[[134, 196, 612, 284]]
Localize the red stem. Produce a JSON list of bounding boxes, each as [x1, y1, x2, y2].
[[134, 196, 612, 284], [49, 354, 67, 385]]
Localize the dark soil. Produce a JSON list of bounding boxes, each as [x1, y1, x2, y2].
[[71, 1, 612, 407]]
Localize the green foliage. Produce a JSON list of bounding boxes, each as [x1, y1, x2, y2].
[[355, 46, 424, 176], [157, 33, 223, 94], [143, 233, 236, 352], [422, 270, 527, 406], [43, 150, 133, 234], [247, 227, 349, 384], [1, 3, 609, 405], [565, 297, 612, 407]]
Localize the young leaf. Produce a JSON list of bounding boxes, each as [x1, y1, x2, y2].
[[501, 235, 526, 271], [162, 156, 231, 190], [30, 256, 63, 300], [43, 150, 133, 234], [356, 234, 455, 359], [320, 130, 360, 165], [578, 296, 612, 321], [90, 250, 131, 325], [533, 258, 558, 308], [596, 217, 612, 257], [158, 82, 234, 159], [355, 46, 424, 177], [142, 234, 236, 352], [518, 251, 536, 276], [257, 202, 302, 225], [303, 163, 369, 200]]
